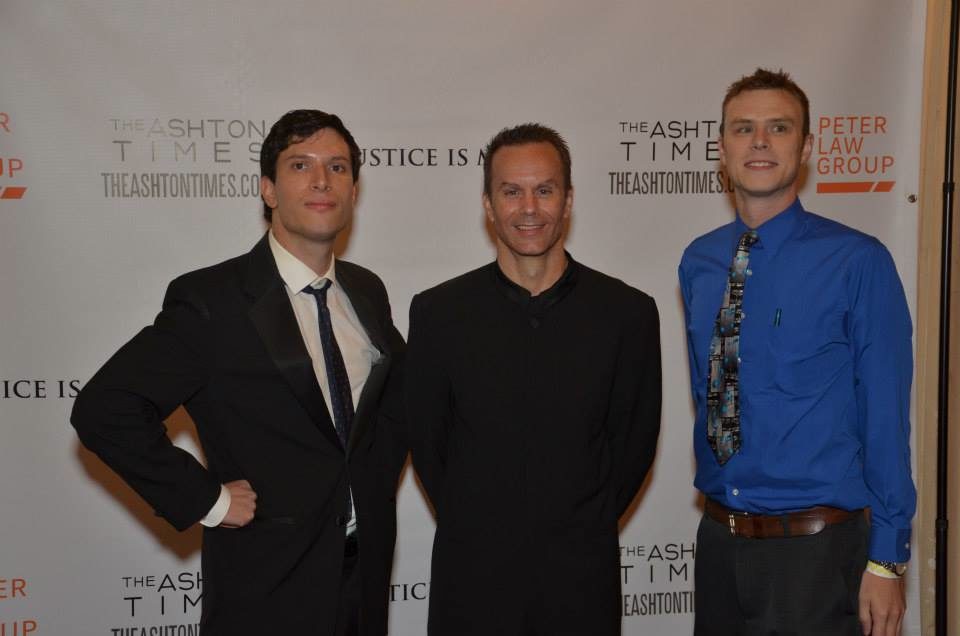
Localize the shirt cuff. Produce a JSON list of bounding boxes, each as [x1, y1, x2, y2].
[[200, 484, 231, 527], [868, 526, 911, 563]]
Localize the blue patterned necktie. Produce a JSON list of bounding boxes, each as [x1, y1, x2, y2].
[[303, 280, 355, 448], [706, 230, 758, 464]]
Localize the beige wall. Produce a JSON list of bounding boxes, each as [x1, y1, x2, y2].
[[917, 1, 960, 633]]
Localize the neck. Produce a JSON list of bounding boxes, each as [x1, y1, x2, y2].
[[735, 191, 797, 229], [272, 230, 335, 277], [496, 245, 568, 295]]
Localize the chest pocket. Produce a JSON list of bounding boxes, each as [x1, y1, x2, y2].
[[769, 298, 850, 391]]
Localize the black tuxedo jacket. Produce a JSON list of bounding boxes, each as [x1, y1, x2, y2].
[[72, 235, 406, 636]]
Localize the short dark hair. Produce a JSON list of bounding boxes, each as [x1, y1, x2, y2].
[[260, 109, 361, 222], [721, 68, 810, 137], [482, 123, 572, 197]]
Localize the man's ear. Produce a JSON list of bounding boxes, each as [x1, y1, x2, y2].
[[261, 175, 277, 209]]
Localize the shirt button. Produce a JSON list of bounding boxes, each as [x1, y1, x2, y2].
[[732, 488, 740, 496], [746, 269, 752, 276], [741, 311, 746, 319], [737, 357, 742, 364]]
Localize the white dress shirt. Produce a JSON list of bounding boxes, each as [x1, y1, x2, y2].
[[201, 231, 379, 531]]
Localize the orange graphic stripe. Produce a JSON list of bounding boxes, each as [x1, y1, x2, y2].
[[0, 186, 27, 199], [816, 181, 896, 194], [816, 182, 873, 194]]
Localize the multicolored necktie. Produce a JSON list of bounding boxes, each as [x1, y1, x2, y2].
[[706, 230, 758, 464], [303, 280, 355, 448]]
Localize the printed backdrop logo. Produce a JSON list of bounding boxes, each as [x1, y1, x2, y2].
[[610, 119, 733, 197], [101, 117, 265, 200], [815, 115, 895, 193], [389, 580, 429, 602], [359, 146, 485, 168], [1, 576, 37, 635], [0, 111, 27, 200], [1, 379, 81, 399], [619, 540, 695, 618], [114, 571, 200, 636]]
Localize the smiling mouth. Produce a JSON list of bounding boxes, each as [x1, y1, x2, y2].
[[515, 223, 546, 232], [745, 161, 777, 168]]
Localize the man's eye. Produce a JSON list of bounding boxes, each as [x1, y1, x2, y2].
[[736, 126, 752, 134], [771, 124, 788, 133], [503, 189, 520, 197], [330, 164, 345, 173], [292, 161, 307, 170], [537, 187, 553, 196]]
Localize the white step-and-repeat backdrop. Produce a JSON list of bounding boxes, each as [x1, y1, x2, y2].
[[0, 1, 925, 634]]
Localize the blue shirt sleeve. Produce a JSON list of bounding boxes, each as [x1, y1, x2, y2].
[[849, 239, 915, 562]]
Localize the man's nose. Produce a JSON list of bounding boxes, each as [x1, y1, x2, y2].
[[311, 168, 330, 190], [751, 129, 769, 150], [522, 191, 537, 212]]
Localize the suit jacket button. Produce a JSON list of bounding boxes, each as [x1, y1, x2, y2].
[[335, 515, 347, 527]]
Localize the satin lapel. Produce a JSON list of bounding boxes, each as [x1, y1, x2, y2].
[[350, 357, 390, 456], [336, 263, 392, 456], [244, 236, 342, 451]]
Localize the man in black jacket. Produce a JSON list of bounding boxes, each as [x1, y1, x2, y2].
[[72, 110, 406, 636], [406, 123, 661, 635]]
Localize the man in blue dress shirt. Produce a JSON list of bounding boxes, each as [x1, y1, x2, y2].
[[679, 68, 915, 636]]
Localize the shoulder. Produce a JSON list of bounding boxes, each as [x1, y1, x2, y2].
[[412, 264, 491, 307], [170, 252, 247, 290], [337, 259, 389, 294], [162, 251, 252, 316], [575, 262, 658, 317], [800, 211, 893, 264], [162, 237, 278, 315], [681, 222, 735, 260]]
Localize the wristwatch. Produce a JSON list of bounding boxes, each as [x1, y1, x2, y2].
[[872, 560, 908, 576]]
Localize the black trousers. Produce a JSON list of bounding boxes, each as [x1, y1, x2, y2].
[[334, 534, 361, 636], [694, 511, 868, 636]]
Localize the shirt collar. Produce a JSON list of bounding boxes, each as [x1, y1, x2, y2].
[[491, 252, 579, 314], [734, 197, 805, 258], [268, 230, 338, 293]]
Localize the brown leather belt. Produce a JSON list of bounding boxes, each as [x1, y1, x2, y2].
[[705, 499, 862, 539]]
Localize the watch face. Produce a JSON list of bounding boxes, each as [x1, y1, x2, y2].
[[874, 560, 907, 576], [880, 561, 907, 576]]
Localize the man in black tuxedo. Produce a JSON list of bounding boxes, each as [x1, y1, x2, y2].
[[406, 124, 661, 635], [72, 110, 406, 636]]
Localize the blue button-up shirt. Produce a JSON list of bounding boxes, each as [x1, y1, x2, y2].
[[679, 198, 915, 562]]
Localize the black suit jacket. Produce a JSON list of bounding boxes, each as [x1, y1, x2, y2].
[[72, 235, 406, 636], [406, 260, 661, 636]]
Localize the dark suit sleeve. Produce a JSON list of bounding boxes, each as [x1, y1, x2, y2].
[[71, 276, 221, 531], [404, 292, 451, 511], [608, 294, 662, 518]]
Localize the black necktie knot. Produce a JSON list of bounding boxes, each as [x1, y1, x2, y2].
[[303, 279, 333, 304]]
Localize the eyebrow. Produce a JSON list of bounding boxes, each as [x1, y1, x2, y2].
[[284, 153, 351, 162], [498, 179, 561, 188], [729, 117, 795, 125]]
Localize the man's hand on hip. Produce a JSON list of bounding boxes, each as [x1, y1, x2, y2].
[[220, 479, 257, 528], [859, 570, 905, 635]]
